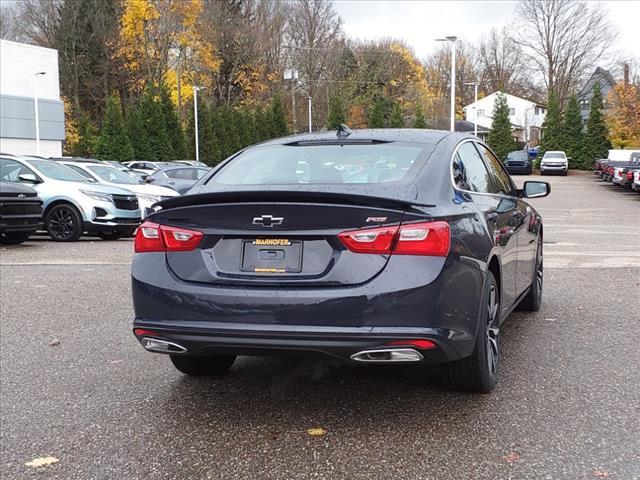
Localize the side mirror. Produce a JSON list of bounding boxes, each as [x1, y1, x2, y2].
[[521, 181, 550, 198], [567, 157, 572, 160], [18, 173, 41, 184]]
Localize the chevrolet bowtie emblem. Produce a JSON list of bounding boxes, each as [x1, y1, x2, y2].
[[252, 215, 284, 227]]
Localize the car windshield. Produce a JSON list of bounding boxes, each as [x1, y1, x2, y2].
[[544, 152, 565, 158], [507, 151, 528, 160], [29, 159, 90, 182], [88, 165, 138, 184], [210, 143, 426, 185]]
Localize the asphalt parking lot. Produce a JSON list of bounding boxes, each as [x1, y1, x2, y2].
[[1, 172, 639, 479]]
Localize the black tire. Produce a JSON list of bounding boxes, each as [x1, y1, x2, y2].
[[96, 230, 124, 241], [45, 204, 83, 242], [562, 170, 568, 176], [0, 232, 31, 245], [169, 354, 236, 376], [517, 236, 543, 311], [442, 271, 500, 393]]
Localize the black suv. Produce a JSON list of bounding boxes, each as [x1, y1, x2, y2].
[[0, 181, 43, 245]]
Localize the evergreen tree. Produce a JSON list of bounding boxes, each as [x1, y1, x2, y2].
[[68, 110, 98, 157], [389, 101, 404, 128], [327, 95, 346, 129], [127, 84, 174, 161], [539, 90, 564, 157], [94, 94, 134, 161], [269, 96, 289, 137], [487, 93, 516, 161], [368, 96, 386, 128], [562, 94, 583, 169], [583, 83, 611, 167], [412, 105, 427, 128], [159, 84, 186, 159]]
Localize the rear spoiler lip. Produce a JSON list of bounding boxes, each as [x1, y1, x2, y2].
[[154, 190, 435, 211]]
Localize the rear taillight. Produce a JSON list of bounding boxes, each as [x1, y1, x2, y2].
[[134, 221, 203, 253], [627, 171, 633, 180], [338, 221, 450, 257]]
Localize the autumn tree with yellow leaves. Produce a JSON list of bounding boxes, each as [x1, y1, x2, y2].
[[607, 83, 640, 149]]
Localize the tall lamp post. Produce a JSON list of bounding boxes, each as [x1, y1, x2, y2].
[[464, 81, 480, 137], [33, 71, 46, 155], [435, 36, 458, 132], [284, 69, 299, 133], [192, 86, 204, 163]]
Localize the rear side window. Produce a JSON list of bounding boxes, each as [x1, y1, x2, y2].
[[168, 168, 195, 180], [476, 144, 515, 196], [1, 158, 36, 181], [209, 143, 426, 185], [452, 142, 492, 193]]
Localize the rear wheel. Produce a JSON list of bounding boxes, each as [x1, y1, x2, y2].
[[517, 236, 543, 311], [0, 232, 31, 245], [45, 204, 83, 242], [169, 354, 236, 376], [442, 271, 500, 393]]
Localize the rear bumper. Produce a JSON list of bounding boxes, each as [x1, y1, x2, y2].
[[132, 321, 460, 363], [132, 254, 486, 363]]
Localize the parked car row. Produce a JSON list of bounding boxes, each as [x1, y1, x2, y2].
[[0, 154, 210, 244], [502, 149, 569, 176], [594, 152, 640, 193]]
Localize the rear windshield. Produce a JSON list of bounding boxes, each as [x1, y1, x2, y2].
[[209, 143, 426, 185]]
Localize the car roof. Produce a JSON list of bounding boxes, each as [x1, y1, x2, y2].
[[256, 128, 463, 147]]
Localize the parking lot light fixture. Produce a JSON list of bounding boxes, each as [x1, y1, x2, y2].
[[435, 36, 458, 132], [34, 72, 46, 155]]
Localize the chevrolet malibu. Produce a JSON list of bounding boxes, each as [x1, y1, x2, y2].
[[131, 129, 550, 393]]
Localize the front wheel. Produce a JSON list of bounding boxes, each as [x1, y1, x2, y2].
[[517, 236, 543, 311], [45, 204, 83, 242], [169, 354, 236, 376], [442, 271, 500, 393]]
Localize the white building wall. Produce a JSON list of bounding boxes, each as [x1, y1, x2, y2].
[[0, 138, 62, 157], [0, 40, 61, 100], [0, 40, 64, 156]]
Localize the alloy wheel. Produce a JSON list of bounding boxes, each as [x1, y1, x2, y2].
[[535, 240, 543, 295], [486, 285, 499, 376], [48, 208, 77, 240]]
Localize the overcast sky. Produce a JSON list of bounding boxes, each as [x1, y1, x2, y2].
[[333, 0, 638, 61]]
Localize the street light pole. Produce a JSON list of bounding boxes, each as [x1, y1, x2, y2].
[[464, 81, 480, 137], [308, 96, 312, 133], [33, 72, 46, 155], [436, 36, 458, 132], [193, 86, 203, 163]]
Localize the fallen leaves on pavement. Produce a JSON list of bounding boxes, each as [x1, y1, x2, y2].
[[307, 428, 326, 437], [502, 452, 520, 463], [25, 457, 59, 468]]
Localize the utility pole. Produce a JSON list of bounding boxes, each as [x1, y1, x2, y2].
[[464, 81, 480, 137], [193, 86, 203, 163], [284, 69, 299, 133], [33, 72, 46, 155], [308, 96, 312, 133], [436, 36, 458, 132]]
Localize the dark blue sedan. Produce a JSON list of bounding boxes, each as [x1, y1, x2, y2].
[[131, 129, 549, 392]]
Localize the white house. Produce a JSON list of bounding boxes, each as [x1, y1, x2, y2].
[[463, 91, 546, 146], [0, 40, 65, 157]]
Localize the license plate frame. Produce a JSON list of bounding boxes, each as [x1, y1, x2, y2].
[[241, 239, 303, 273]]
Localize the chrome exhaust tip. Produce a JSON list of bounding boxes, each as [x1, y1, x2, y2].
[[140, 337, 187, 354], [350, 348, 424, 363]]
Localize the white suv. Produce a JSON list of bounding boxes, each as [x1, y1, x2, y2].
[[540, 151, 569, 176]]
